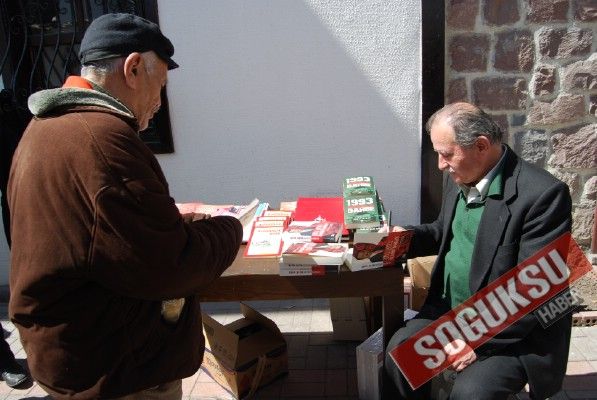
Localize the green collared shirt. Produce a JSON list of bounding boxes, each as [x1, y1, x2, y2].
[[443, 150, 506, 308]]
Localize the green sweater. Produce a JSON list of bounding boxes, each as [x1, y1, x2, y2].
[[443, 170, 503, 308]]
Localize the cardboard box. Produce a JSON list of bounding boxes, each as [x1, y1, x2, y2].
[[406, 256, 436, 311], [329, 297, 369, 341], [201, 303, 288, 399], [356, 328, 383, 400]]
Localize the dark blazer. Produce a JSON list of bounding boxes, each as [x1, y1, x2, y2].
[[407, 145, 572, 399]]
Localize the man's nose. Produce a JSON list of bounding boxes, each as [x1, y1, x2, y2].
[[438, 155, 448, 171]]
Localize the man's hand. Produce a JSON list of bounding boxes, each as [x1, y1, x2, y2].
[[192, 213, 210, 221], [445, 339, 477, 372], [391, 225, 406, 232], [181, 212, 211, 223]]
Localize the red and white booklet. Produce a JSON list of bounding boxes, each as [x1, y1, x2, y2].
[[244, 225, 285, 258]]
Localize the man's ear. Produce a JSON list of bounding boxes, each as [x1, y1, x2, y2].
[[123, 52, 143, 89], [475, 135, 491, 153]]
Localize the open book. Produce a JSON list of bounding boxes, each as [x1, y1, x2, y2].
[[347, 229, 413, 271], [176, 198, 260, 241]]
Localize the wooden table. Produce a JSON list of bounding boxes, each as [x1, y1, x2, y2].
[[199, 246, 405, 398]]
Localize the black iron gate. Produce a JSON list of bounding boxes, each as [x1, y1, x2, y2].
[[0, 0, 175, 244], [0, 0, 174, 154]]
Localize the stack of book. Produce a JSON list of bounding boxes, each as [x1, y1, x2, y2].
[[241, 202, 271, 242], [342, 177, 383, 230], [279, 242, 349, 276], [283, 220, 344, 244], [244, 210, 293, 258]]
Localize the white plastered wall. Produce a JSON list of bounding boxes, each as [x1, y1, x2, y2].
[[0, 0, 422, 284], [156, 0, 422, 221]]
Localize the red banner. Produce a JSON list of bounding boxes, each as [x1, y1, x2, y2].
[[388, 232, 592, 389]]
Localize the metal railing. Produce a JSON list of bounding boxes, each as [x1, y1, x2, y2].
[[0, 0, 174, 153]]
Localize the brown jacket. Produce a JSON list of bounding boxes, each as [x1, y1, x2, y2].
[[8, 84, 242, 398]]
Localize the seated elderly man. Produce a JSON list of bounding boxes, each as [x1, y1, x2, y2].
[[385, 102, 572, 400]]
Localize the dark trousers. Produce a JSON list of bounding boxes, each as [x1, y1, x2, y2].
[[0, 96, 28, 371], [384, 318, 528, 400], [0, 336, 16, 369]]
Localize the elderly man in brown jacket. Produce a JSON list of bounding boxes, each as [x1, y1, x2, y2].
[[7, 13, 242, 399]]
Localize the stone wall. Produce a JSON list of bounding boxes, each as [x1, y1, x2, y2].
[[445, 0, 597, 250]]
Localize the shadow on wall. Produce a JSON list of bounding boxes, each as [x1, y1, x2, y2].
[[158, 0, 421, 223]]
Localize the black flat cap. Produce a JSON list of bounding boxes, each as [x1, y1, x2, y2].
[[79, 13, 178, 70]]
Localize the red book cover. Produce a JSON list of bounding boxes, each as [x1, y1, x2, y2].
[[294, 197, 348, 235]]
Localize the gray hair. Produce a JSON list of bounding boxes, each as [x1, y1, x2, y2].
[[80, 51, 158, 79], [425, 102, 503, 147], [81, 56, 124, 77]]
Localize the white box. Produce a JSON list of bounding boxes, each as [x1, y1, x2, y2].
[[356, 328, 383, 400]]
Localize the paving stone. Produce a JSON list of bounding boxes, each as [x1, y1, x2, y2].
[[564, 374, 597, 391], [280, 381, 325, 397], [327, 345, 348, 369], [310, 309, 333, 332], [549, 390, 571, 399], [568, 341, 585, 361], [312, 298, 330, 308], [287, 333, 309, 357], [565, 389, 597, 398], [309, 332, 335, 346], [255, 379, 283, 398], [181, 370, 199, 394], [306, 347, 327, 369], [5, 395, 49, 400], [348, 354, 357, 369], [285, 369, 326, 383], [290, 309, 312, 332], [580, 326, 597, 342], [25, 382, 49, 397], [572, 337, 597, 361], [244, 300, 281, 310], [201, 301, 240, 312], [325, 370, 347, 396], [1, 299, 596, 398], [196, 369, 215, 383], [0, 321, 15, 334], [284, 298, 315, 309], [566, 361, 596, 375], [264, 309, 294, 329], [348, 368, 359, 396], [0, 383, 13, 395], [188, 381, 234, 398], [288, 356, 306, 370]]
